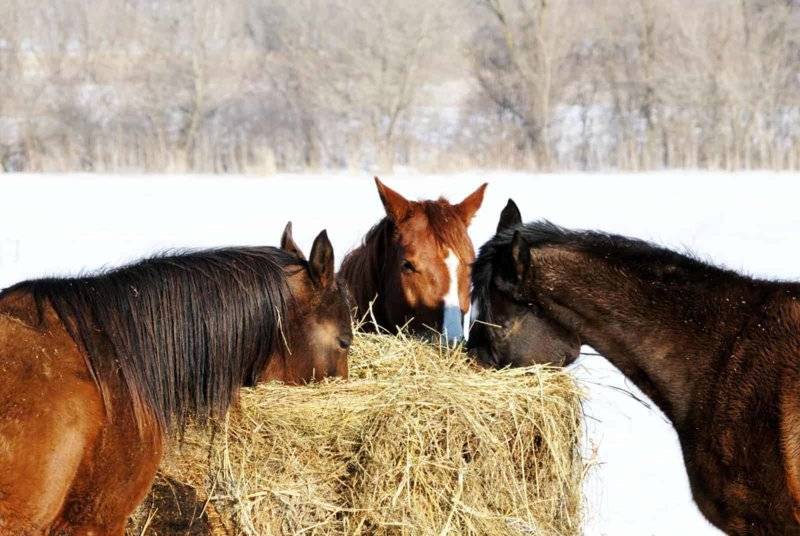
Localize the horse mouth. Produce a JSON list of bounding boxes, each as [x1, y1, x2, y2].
[[440, 331, 465, 346]]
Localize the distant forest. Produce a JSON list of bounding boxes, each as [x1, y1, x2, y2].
[[2, 0, 800, 173]]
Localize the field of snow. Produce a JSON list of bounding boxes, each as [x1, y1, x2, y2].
[[3, 171, 800, 535]]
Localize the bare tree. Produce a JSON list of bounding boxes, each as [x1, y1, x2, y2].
[[2, 0, 800, 173], [469, 0, 587, 169]]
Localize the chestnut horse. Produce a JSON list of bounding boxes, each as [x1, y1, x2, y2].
[[0, 229, 351, 535], [339, 177, 486, 342], [469, 203, 800, 535]]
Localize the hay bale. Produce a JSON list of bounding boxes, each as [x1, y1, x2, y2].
[[128, 331, 584, 536]]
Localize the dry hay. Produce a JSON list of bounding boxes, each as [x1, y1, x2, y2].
[[129, 330, 585, 535]]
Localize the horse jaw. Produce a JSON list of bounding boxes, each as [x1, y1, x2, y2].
[[441, 249, 464, 344]]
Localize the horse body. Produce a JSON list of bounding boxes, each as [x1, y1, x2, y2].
[[681, 288, 800, 534], [339, 178, 486, 341], [0, 233, 351, 534], [470, 211, 800, 534]]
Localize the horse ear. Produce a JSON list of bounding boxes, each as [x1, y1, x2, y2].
[[280, 221, 306, 260], [510, 230, 531, 281], [497, 199, 522, 233], [375, 176, 411, 222], [308, 230, 335, 289], [455, 183, 488, 225]]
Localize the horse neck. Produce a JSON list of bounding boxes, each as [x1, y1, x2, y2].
[[532, 246, 765, 426], [340, 219, 398, 324]]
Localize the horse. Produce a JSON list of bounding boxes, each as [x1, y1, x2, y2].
[[468, 201, 800, 535], [339, 177, 486, 342], [0, 228, 352, 535]]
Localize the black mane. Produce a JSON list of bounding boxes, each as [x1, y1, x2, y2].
[[1, 246, 302, 431], [472, 220, 750, 313]]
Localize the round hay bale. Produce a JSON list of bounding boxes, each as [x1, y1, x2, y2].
[[128, 331, 584, 535]]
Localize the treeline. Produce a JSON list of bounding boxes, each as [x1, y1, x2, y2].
[[1, 0, 799, 173]]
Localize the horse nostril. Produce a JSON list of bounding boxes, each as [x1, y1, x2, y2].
[[338, 337, 352, 350]]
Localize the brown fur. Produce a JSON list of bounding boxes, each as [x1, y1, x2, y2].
[[0, 293, 163, 535], [0, 233, 351, 535], [339, 177, 485, 339], [471, 216, 800, 535]]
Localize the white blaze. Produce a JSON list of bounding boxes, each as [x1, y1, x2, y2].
[[442, 249, 464, 343], [464, 300, 476, 339]]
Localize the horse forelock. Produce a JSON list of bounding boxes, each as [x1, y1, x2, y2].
[[419, 200, 475, 264], [3, 247, 302, 434]]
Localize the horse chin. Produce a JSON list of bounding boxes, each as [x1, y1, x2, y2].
[[562, 347, 581, 367], [467, 345, 503, 369], [560, 337, 582, 367]]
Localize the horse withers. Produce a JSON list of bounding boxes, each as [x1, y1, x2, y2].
[[0, 228, 351, 535], [339, 177, 486, 343], [469, 202, 800, 535]]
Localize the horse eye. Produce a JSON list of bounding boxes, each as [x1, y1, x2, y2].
[[338, 337, 352, 350], [401, 260, 416, 273]]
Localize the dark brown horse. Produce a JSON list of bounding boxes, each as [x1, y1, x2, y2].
[[339, 177, 486, 342], [469, 202, 800, 535], [466, 200, 581, 368], [0, 229, 351, 535]]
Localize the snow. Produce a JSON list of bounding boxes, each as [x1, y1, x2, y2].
[[4, 170, 800, 535]]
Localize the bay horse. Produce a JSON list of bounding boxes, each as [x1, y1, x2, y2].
[[339, 177, 486, 342], [469, 202, 800, 535], [0, 228, 352, 535]]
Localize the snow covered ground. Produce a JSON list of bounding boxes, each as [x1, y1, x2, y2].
[[3, 171, 800, 535]]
